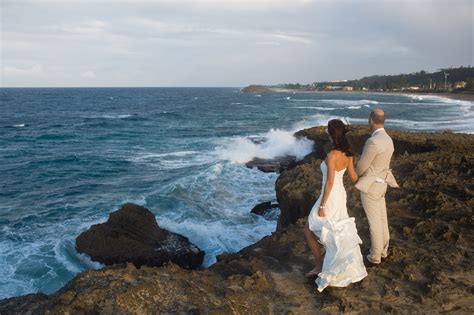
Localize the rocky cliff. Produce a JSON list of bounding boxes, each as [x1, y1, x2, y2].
[[1, 127, 473, 314]]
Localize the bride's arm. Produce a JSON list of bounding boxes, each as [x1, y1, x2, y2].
[[319, 152, 336, 217], [347, 156, 358, 183]]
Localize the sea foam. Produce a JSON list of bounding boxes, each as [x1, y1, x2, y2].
[[217, 128, 313, 164], [156, 161, 278, 267], [403, 94, 473, 106], [318, 99, 379, 106], [129, 151, 215, 170], [402, 94, 474, 123], [293, 106, 336, 111]]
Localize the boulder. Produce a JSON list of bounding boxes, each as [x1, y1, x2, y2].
[[246, 156, 297, 173], [76, 203, 204, 269], [250, 201, 279, 216]]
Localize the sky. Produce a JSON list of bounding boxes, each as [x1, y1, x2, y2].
[[1, 0, 473, 87]]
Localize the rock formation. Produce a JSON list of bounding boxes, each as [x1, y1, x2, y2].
[[240, 85, 274, 93], [245, 156, 297, 173], [250, 201, 279, 216], [76, 203, 205, 269]]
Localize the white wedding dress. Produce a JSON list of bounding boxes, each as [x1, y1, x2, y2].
[[308, 160, 367, 292]]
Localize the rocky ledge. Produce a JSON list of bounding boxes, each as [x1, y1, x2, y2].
[[1, 127, 473, 314]]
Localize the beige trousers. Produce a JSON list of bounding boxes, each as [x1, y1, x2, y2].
[[361, 182, 389, 263]]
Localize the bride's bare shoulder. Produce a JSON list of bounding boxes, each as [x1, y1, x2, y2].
[[326, 150, 344, 165], [327, 149, 344, 159], [326, 150, 337, 160]]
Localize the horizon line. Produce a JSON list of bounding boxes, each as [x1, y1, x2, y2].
[[0, 86, 244, 89]]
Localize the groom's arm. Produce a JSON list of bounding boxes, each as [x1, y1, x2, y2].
[[356, 139, 377, 176]]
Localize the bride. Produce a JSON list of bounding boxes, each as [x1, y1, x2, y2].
[[303, 119, 367, 292]]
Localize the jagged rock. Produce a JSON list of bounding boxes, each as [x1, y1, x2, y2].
[[75, 203, 204, 269], [246, 156, 297, 173], [250, 201, 279, 216]]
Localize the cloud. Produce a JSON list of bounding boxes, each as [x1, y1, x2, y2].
[[158, 0, 315, 10], [60, 20, 107, 35], [271, 32, 312, 45], [0, 0, 472, 87], [1, 64, 45, 86], [125, 17, 313, 45], [126, 17, 245, 37], [81, 70, 96, 78], [2, 64, 44, 77]]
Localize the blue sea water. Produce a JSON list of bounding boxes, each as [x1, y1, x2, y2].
[[0, 88, 473, 299]]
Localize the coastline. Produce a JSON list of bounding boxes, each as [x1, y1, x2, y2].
[[242, 86, 474, 102], [1, 126, 473, 313], [378, 91, 474, 102]]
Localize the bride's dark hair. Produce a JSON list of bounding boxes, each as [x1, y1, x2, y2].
[[327, 119, 354, 157]]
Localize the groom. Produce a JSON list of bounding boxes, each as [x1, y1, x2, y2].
[[356, 108, 398, 265]]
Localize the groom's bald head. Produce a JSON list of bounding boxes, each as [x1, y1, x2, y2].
[[370, 108, 385, 125]]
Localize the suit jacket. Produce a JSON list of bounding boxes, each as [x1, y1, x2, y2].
[[355, 129, 398, 195]]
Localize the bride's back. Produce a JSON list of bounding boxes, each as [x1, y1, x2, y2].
[[325, 149, 358, 183], [326, 150, 349, 171]]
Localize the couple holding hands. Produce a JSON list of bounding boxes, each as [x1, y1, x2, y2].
[[303, 108, 398, 292]]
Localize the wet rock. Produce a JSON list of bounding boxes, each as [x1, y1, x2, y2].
[[245, 156, 297, 173], [76, 203, 204, 269], [250, 202, 280, 220], [250, 201, 279, 216]]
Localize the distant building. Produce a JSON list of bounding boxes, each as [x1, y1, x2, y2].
[[342, 86, 353, 91], [408, 86, 420, 91], [324, 85, 343, 91], [454, 81, 467, 89]]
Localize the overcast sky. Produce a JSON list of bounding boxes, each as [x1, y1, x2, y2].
[[1, 0, 473, 87]]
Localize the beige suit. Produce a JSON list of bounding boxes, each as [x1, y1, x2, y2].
[[356, 129, 398, 263]]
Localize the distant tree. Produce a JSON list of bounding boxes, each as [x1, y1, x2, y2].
[[465, 78, 474, 92], [282, 66, 474, 92]]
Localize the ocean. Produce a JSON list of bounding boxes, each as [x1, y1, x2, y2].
[[1, 88, 473, 299]]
